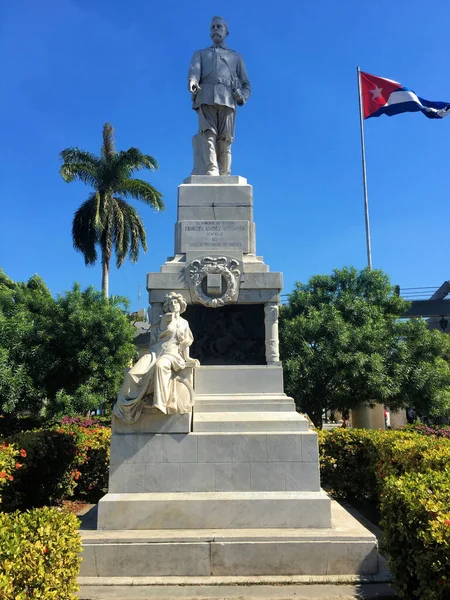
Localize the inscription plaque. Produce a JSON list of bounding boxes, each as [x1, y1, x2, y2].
[[178, 220, 250, 253]]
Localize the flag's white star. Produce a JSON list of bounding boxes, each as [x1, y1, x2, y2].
[[370, 86, 383, 100]]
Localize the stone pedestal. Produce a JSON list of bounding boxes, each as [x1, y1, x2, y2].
[[83, 176, 380, 581]]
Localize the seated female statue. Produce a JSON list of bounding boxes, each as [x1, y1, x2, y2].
[[113, 292, 198, 424]]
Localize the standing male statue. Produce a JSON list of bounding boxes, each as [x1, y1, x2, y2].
[[188, 16, 251, 176]]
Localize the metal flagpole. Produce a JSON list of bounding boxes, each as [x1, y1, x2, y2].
[[357, 66, 373, 270]]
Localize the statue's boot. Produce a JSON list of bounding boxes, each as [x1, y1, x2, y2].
[[202, 131, 219, 176], [217, 139, 232, 176]]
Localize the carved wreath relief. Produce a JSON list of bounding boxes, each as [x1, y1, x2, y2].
[[188, 256, 241, 307]]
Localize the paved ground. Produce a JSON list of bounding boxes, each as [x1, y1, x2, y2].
[[78, 582, 398, 599]]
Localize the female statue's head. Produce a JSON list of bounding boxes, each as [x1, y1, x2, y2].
[[163, 292, 187, 315]]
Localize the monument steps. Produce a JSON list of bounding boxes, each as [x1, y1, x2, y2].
[[194, 411, 309, 432], [194, 393, 296, 412], [81, 501, 378, 578], [98, 491, 331, 530]]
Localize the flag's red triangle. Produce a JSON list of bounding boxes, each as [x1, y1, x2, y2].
[[360, 71, 403, 118]]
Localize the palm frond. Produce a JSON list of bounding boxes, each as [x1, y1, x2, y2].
[[112, 198, 127, 267], [59, 148, 101, 166], [114, 148, 159, 178], [116, 178, 165, 211], [128, 208, 147, 263], [108, 294, 130, 309], [59, 148, 101, 186], [72, 194, 100, 265], [113, 198, 147, 267], [60, 161, 100, 187], [102, 123, 116, 159], [99, 205, 114, 266]]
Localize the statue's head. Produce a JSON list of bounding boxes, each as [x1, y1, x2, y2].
[[210, 16, 229, 45], [163, 292, 187, 315]]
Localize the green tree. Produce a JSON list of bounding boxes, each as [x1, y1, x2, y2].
[[59, 123, 164, 298], [280, 267, 450, 427], [0, 270, 136, 418]]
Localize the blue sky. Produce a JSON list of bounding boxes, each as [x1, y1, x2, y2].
[[2, 0, 450, 310]]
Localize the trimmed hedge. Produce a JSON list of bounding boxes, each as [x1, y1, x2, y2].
[[381, 471, 450, 600], [318, 428, 450, 600], [0, 507, 81, 599], [317, 428, 450, 502]]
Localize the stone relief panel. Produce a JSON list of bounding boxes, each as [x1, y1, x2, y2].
[[184, 304, 265, 365]]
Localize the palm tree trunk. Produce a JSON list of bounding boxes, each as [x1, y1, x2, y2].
[[101, 257, 109, 298]]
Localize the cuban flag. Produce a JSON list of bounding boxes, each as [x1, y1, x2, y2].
[[361, 71, 450, 120]]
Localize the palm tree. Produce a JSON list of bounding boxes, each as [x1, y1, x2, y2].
[[59, 123, 164, 298]]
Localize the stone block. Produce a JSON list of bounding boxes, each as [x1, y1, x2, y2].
[[237, 289, 281, 303], [232, 434, 267, 462], [194, 395, 295, 412], [194, 365, 284, 395], [301, 431, 320, 462], [182, 176, 248, 184], [97, 491, 332, 530], [109, 433, 151, 465], [178, 181, 252, 207], [210, 541, 330, 576], [213, 463, 251, 491], [250, 462, 285, 491], [178, 205, 252, 222], [146, 271, 188, 291], [144, 463, 180, 492], [161, 434, 198, 463], [112, 411, 192, 434], [240, 272, 283, 290], [327, 542, 379, 575], [285, 462, 321, 492], [81, 541, 211, 577], [197, 434, 233, 463], [108, 463, 145, 493], [179, 463, 214, 491], [194, 412, 309, 433], [266, 433, 302, 462]]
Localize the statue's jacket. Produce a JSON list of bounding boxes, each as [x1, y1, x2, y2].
[[188, 45, 251, 111]]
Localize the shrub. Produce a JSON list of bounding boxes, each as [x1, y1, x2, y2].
[[317, 428, 386, 503], [402, 423, 450, 438], [0, 507, 81, 599], [318, 428, 450, 503], [0, 442, 26, 503], [319, 428, 450, 599], [381, 470, 450, 600], [69, 424, 111, 498], [0, 420, 112, 509], [1, 429, 81, 510]]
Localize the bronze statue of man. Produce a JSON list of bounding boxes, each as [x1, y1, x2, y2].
[[188, 16, 251, 176]]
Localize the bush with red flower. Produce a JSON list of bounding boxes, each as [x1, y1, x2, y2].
[[0, 443, 26, 503]]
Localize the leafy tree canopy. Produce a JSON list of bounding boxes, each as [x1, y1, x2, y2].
[[0, 270, 136, 418], [280, 267, 450, 427]]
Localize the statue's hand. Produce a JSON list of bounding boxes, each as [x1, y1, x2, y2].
[[188, 80, 200, 94], [234, 91, 245, 106]]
